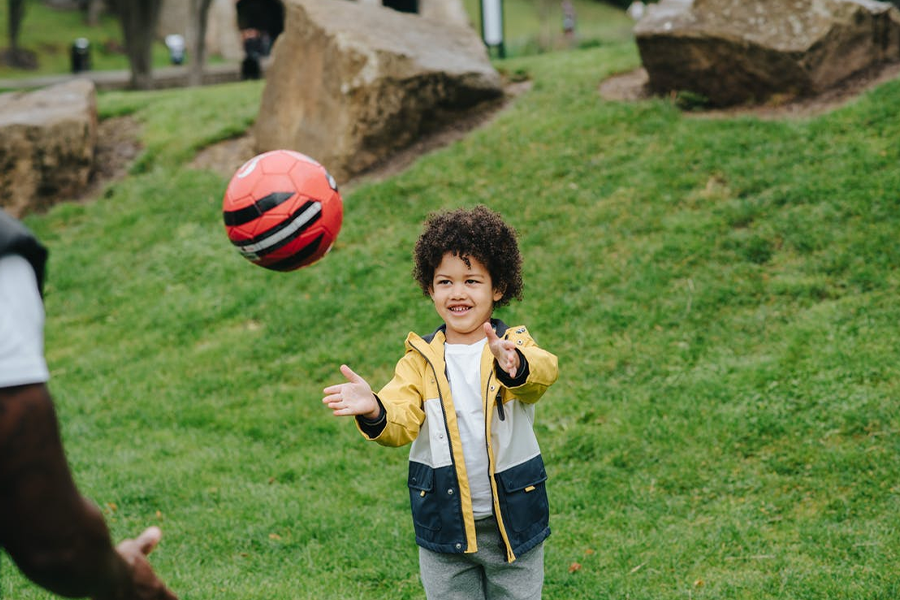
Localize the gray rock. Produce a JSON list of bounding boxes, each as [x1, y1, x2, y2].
[[253, 0, 502, 183], [420, 0, 471, 26], [0, 79, 97, 217], [635, 0, 900, 106]]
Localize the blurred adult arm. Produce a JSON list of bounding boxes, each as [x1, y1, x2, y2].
[[0, 382, 174, 599], [0, 254, 176, 599]]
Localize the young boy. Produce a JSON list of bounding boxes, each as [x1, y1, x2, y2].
[[322, 205, 558, 600]]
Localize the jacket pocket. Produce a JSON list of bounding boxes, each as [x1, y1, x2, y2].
[[408, 462, 442, 532], [495, 457, 549, 533]]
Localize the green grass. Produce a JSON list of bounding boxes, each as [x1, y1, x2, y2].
[[462, 0, 635, 56], [4, 32, 900, 600], [0, 0, 179, 79]]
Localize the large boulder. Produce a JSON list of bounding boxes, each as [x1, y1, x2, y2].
[[0, 80, 97, 217], [420, 0, 471, 26], [635, 0, 900, 106], [254, 0, 503, 183]]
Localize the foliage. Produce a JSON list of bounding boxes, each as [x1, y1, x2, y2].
[[0, 0, 170, 80], [0, 0, 635, 81], [4, 17, 900, 600], [462, 0, 635, 57]]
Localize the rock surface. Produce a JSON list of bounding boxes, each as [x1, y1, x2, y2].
[[253, 0, 503, 183], [634, 0, 900, 106], [419, 0, 471, 26], [0, 80, 97, 217]]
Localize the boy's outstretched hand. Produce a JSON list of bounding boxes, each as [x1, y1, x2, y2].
[[484, 322, 520, 379], [323, 365, 380, 420]]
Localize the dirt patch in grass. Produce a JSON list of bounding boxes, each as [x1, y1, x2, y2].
[[599, 62, 900, 119], [74, 114, 142, 202]]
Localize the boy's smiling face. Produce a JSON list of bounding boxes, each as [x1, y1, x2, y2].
[[430, 252, 503, 345]]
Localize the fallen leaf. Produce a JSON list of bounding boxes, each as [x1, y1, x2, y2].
[[568, 562, 582, 573], [269, 533, 282, 540], [694, 579, 705, 587], [584, 548, 595, 555]]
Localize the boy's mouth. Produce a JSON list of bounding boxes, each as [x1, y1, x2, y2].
[[448, 305, 471, 314]]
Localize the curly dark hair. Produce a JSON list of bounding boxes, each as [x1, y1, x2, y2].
[[413, 205, 523, 308]]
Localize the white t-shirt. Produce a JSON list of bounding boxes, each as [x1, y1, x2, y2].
[[445, 337, 493, 519], [0, 254, 49, 387]]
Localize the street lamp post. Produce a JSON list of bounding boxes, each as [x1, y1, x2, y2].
[[480, 0, 505, 58]]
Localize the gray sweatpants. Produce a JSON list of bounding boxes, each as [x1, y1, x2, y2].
[[418, 516, 544, 600]]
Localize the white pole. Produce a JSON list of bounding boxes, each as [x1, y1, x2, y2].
[[481, 0, 503, 46]]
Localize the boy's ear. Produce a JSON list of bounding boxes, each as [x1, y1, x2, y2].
[[493, 287, 504, 302]]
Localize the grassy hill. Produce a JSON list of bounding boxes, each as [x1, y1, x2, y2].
[[5, 36, 900, 600]]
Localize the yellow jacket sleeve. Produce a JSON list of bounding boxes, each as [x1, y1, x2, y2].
[[500, 330, 559, 404], [356, 350, 427, 447]]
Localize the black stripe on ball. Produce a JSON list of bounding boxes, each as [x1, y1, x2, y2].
[[223, 191, 295, 226], [231, 201, 322, 257], [267, 234, 324, 271]]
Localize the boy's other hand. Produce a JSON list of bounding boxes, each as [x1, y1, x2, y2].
[[484, 322, 520, 379], [322, 365, 379, 419]]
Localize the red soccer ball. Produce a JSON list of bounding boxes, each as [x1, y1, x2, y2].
[[222, 150, 343, 271]]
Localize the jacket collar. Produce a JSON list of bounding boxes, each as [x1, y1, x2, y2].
[[409, 318, 510, 357], [419, 318, 509, 344]]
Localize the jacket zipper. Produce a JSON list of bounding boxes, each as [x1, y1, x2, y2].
[[484, 370, 514, 560], [409, 339, 468, 549]]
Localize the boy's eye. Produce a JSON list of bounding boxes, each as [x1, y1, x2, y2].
[[466, 279, 481, 285]]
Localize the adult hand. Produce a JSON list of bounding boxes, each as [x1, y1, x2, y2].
[[111, 527, 177, 600], [484, 322, 520, 379], [323, 365, 379, 419]]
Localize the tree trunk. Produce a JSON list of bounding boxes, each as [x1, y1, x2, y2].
[[86, 0, 103, 26], [4, 0, 36, 69], [8, 0, 24, 53], [187, 0, 214, 87], [116, 0, 163, 90]]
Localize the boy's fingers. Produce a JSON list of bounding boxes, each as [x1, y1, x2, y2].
[[323, 393, 342, 404], [340, 364, 363, 383]]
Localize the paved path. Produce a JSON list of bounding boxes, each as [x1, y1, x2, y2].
[[0, 60, 267, 92]]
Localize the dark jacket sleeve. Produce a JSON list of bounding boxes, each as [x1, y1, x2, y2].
[[495, 349, 530, 387], [355, 395, 387, 438]]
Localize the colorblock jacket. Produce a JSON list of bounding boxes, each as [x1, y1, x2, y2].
[[356, 319, 559, 562]]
